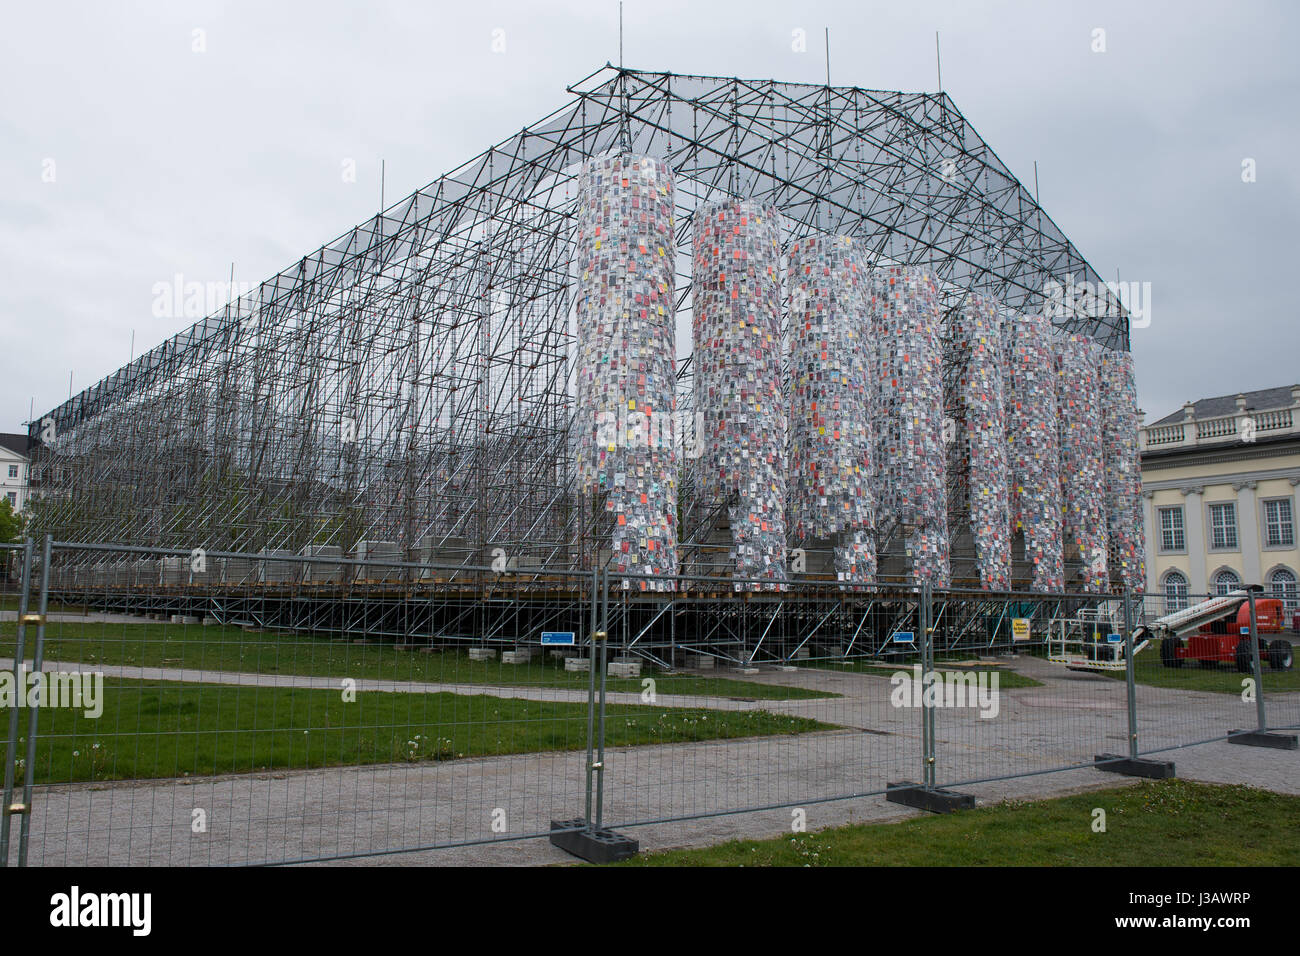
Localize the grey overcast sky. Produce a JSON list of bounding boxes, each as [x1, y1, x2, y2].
[[1, 0, 1296, 430]]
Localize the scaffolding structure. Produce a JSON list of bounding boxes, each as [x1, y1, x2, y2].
[[24, 66, 1135, 651]]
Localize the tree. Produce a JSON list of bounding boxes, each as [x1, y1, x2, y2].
[[0, 497, 24, 581], [0, 497, 22, 544]]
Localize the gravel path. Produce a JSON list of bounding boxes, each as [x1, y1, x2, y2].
[[0, 657, 791, 712]]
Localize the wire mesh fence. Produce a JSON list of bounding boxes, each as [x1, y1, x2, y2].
[[1129, 589, 1299, 741], [2, 538, 1296, 865], [925, 587, 1134, 790], [4, 540, 602, 865], [926, 587, 1294, 792], [596, 571, 923, 831]]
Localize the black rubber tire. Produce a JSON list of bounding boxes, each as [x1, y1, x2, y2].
[[1235, 638, 1255, 673], [1160, 637, 1183, 668], [1268, 639, 1294, 671]]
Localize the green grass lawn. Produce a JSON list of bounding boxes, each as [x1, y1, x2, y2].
[[796, 657, 1042, 689], [1111, 650, 1300, 694], [0, 596, 85, 614], [3, 678, 835, 785], [621, 779, 1300, 866], [0, 620, 834, 701]]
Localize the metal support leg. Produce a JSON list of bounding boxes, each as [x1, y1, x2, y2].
[[0, 538, 34, 867], [595, 568, 609, 829], [889, 583, 974, 814], [1230, 589, 1298, 749], [1096, 588, 1177, 778], [583, 568, 598, 824], [16, 535, 53, 866], [1124, 588, 1139, 759], [551, 567, 638, 861]]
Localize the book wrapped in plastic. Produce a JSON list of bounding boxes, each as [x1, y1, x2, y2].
[[1055, 332, 1109, 592], [1004, 312, 1064, 592], [870, 265, 949, 587], [692, 198, 788, 590], [786, 233, 876, 584], [1100, 347, 1146, 592], [949, 294, 1011, 590], [572, 154, 679, 590]]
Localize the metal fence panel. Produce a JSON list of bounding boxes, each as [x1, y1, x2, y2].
[[1127, 590, 1280, 755], [592, 571, 924, 833], [9, 542, 598, 865], [926, 588, 1133, 789], [1, 539, 35, 866]]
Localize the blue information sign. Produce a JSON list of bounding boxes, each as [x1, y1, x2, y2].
[[541, 631, 575, 646], [893, 631, 915, 644]]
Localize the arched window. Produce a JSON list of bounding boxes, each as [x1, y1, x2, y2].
[[1206, 572, 1237, 595], [1269, 567, 1298, 612], [1163, 570, 1189, 613], [1213, 568, 1242, 596]]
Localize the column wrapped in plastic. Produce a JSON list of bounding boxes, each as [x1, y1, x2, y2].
[[572, 154, 678, 590], [950, 294, 1010, 590], [1100, 347, 1145, 592], [786, 234, 875, 583], [1056, 332, 1108, 591], [692, 199, 787, 589], [870, 265, 949, 586], [1004, 312, 1063, 592]]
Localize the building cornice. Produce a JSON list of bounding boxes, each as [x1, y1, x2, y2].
[[1142, 436, 1300, 471], [1141, 464, 1300, 493]]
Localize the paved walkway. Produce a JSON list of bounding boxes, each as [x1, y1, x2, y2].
[[0, 610, 150, 624], [0, 657, 832, 712]]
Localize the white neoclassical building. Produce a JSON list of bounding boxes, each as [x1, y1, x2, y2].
[[1140, 386, 1300, 616], [0, 433, 31, 514]]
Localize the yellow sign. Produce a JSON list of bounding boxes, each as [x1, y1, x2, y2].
[[1012, 618, 1031, 642]]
